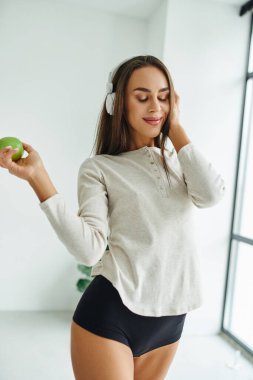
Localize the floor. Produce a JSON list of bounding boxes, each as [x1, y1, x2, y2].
[[0, 311, 252, 380]]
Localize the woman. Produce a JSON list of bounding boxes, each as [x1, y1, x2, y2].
[[0, 55, 225, 380]]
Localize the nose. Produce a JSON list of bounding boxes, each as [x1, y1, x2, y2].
[[148, 97, 162, 112]]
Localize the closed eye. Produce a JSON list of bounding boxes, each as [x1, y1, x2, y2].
[[138, 98, 168, 102]]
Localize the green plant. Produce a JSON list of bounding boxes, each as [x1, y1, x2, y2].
[[76, 244, 109, 292]]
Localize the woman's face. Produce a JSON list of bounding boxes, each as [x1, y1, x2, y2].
[[125, 66, 170, 150]]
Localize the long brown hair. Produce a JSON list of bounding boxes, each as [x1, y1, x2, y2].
[[90, 55, 176, 187]]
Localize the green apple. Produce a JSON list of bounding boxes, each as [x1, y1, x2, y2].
[[0, 136, 24, 161]]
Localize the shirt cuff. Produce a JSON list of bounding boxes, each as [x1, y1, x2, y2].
[[177, 142, 194, 158], [39, 193, 63, 210]]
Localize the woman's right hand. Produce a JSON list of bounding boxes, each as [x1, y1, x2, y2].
[[0, 142, 45, 182]]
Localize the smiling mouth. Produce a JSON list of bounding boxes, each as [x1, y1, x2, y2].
[[143, 117, 162, 126]]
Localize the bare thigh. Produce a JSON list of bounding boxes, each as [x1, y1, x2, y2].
[[71, 321, 134, 380], [133, 339, 180, 380]]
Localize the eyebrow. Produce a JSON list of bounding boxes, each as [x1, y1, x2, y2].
[[132, 87, 170, 93]]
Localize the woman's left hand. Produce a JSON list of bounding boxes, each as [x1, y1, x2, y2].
[[169, 91, 181, 131]]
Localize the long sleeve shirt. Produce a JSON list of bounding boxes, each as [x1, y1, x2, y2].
[[39, 142, 225, 316]]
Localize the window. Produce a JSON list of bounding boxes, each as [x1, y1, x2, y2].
[[221, 10, 253, 359]]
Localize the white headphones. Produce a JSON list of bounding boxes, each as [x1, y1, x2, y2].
[[105, 56, 136, 115], [105, 70, 116, 115]]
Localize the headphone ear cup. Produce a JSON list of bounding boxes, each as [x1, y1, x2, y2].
[[106, 92, 115, 115]]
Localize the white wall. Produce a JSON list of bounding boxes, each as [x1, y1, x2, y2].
[[0, 0, 147, 310], [146, 0, 168, 59], [162, 0, 250, 334]]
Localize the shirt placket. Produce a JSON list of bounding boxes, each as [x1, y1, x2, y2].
[[144, 147, 168, 197]]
